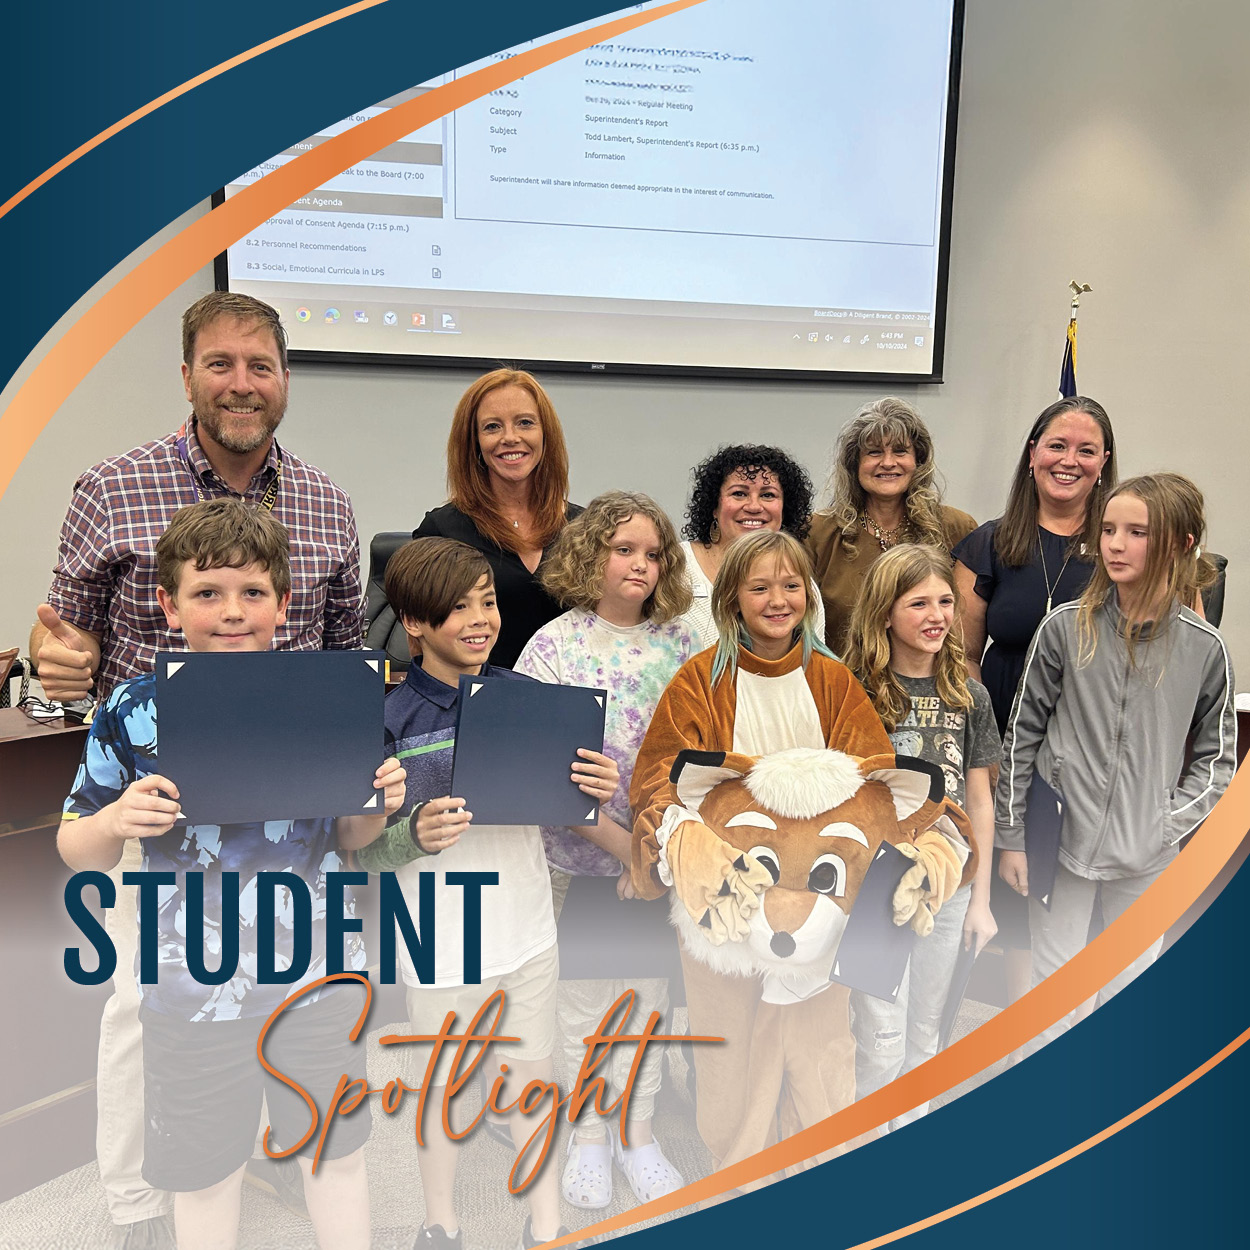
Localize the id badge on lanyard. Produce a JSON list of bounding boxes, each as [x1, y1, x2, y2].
[[177, 421, 282, 511]]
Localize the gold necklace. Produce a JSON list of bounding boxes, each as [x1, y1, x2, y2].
[[1038, 528, 1075, 613], [861, 510, 906, 551]]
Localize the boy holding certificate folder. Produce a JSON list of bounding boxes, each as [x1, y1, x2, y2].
[[56, 498, 406, 1250], [356, 537, 619, 1250]]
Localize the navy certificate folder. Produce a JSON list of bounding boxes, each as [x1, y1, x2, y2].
[[451, 674, 606, 826], [1024, 773, 1064, 911], [938, 938, 978, 1051], [155, 650, 385, 825], [829, 841, 917, 1002]]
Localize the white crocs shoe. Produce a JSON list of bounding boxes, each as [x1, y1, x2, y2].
[[561, 1133, 613, 1209], [613, 1135, 684, 1205]]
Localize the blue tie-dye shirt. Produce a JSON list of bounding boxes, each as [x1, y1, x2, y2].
[[63, 673, 365, 1021]]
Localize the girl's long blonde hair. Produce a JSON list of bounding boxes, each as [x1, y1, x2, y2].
[[1076, 473, 1216, 666], [709, 530, 834, 684], [539, 491, 692, 624], [843, 544, 973, 731]]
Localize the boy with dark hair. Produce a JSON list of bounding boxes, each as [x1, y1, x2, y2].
[[360, 536, 620, 1250], [57, 498, 404, 1250]]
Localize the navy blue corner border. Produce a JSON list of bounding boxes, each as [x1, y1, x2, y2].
[[0, 0, 622, 392], [615, 838, 1250, 1249]]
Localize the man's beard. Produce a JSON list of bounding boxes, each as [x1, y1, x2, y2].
[[192, 388, 286, 455]]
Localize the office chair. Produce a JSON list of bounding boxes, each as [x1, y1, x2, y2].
[[363, 531, 413, 673], [1202, 553, 1227, 627]]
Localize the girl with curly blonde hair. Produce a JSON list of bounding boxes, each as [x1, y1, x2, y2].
[[538, 490, 692, 624], [515, 491, 698, 1211]]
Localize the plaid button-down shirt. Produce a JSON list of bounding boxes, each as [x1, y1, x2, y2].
[[47, 419, 364, 699]]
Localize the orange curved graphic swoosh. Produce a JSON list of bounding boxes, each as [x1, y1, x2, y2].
[[0, 0, 706, 501], [0, 0, 390, 224]]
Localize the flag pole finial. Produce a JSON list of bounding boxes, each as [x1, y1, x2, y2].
[[1060, 284, 1088, 398]]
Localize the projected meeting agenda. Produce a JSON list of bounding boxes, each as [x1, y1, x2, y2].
[[219, 0, 962, 379]]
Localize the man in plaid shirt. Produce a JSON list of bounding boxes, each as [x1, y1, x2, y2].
[[28, 290, 364, 1250], [31, 290, 362, 701]]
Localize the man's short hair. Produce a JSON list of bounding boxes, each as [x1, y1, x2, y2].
[[182, 292, 288, 372], [384, 538, 493, 629], [156, 498, 292, 599]]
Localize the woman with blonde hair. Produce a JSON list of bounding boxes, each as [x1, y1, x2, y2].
[[414, 368, 580, 668], [806, 397, 975, 654]]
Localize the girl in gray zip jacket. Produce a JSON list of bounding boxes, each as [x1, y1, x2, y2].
[[994, 474, 1234, 1044]]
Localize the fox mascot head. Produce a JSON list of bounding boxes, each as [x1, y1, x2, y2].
[[656, 747, 975, 1001]]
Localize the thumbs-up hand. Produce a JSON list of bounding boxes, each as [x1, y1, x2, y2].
[[34, 604, 99, 701]]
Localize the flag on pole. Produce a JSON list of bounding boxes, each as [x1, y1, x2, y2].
[[1059, 316, 1077, 397]]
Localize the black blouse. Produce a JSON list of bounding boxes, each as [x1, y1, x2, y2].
[[952, 519, 1094, 735], [413, 502, 583, 669]]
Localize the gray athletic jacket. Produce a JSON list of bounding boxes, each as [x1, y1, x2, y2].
[[996, 596, 1236, 880]]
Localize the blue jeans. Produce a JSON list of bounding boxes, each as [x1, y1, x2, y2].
[[851, 885, 971, 1131]]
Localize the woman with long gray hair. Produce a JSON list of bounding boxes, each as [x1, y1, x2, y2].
[[805, 397, 976, 654]]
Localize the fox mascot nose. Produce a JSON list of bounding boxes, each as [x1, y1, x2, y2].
[[769, 931, 797, 958]]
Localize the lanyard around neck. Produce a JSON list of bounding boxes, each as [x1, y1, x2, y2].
[[177, 420, 282, 512]]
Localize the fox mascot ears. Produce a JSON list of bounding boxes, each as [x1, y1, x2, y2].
[[670, 747, 974, 863]]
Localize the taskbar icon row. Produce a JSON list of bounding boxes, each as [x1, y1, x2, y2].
[[283, 305, 461, 333]]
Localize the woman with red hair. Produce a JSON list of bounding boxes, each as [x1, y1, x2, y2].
[[414, 369, 582, 668]]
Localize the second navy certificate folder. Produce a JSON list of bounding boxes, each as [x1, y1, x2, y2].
[[828, 841, 917, 1002], [451, 674, 607, 826], [155, 650, 386, 825], [1024, 773, 1064, 911]]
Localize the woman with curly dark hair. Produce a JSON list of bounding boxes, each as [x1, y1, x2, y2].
[[678, 444, 822, 649], [806, 398, 975, 655]]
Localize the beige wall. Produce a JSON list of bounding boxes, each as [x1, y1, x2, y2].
[[3, 1, 1248, 682]]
